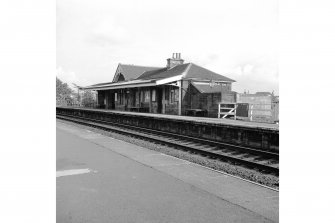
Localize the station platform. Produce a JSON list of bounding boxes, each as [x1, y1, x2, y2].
[[57, 120, 279, 223], [57, 106, 279, 151], [58, 106, 279, 131]]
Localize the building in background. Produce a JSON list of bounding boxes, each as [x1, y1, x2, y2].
[[76, 53, 279, 123], [80, 53, 236, 117], [236, 92, 279, 123]]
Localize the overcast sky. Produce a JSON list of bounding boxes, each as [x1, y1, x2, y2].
[[57, 0, 278, 94]]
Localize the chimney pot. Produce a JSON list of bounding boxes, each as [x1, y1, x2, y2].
[[166, 52, 184, 69]]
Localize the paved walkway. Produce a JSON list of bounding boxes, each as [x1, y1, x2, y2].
[[57, 120, 279, 223]]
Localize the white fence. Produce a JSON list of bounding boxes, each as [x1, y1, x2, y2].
[[218, 102, 279, 123], [218, 103, 237, 119]]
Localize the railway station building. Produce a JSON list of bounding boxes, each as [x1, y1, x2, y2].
[[80, 53, 236, 117]]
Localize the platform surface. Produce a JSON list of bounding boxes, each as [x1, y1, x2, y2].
[[57, 120, 279, 223], [58, 106, 279, 131]]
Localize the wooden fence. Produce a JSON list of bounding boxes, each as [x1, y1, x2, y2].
[[218, 102, 279, 123]]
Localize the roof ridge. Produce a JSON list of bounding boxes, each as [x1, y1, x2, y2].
[[166, 62, 190, 70], [181, 63, 192, 78]]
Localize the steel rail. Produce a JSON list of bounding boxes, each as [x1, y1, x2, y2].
[[58, 112, 279, 158], [57, 114, 279, 175]]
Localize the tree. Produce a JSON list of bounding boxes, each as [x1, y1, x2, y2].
[[56, 77, 74, 106], [81, 90, 96, 107]]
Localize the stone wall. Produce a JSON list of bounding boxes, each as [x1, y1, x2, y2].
[[237, 93, 277, 123]]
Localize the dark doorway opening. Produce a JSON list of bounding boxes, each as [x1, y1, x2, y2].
[[157, 88, 163, 113], [111, 92, 116, 109]]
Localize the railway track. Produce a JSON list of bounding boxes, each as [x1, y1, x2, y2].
[[56, 113, 279, 176]]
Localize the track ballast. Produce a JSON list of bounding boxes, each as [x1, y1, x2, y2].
[[56, 114, 279, 176]]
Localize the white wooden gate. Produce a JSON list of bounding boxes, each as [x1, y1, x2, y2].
[[218, 103, 236, 119]]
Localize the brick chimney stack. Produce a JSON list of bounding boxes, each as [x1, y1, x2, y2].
[[166, 53, 184, 69]]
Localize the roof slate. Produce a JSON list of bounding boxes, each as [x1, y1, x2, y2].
[[185, 63, 235, 82], [136, 63, 190, 80], [82, 61, 235, 90], [135, 63, 235, 82], [117, 64, 162, 81]]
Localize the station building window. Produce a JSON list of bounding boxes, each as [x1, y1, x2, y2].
[[144, 90, 150, 102], [170, 90, 174, 103], [152, 89, 156, 102], [170, 88, 179, 103], [140, 91, 144, 103]]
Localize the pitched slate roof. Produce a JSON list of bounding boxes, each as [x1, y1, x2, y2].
[[136, 63, 190, 80], [81, 61, 235, 90], [185, 63, 235, 82], [115, 64, 162, 81], [135, 63, 235, 82]]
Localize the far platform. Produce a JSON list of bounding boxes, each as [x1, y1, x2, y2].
[[57, 106, 279, 151], [57, 106, 279, 131]]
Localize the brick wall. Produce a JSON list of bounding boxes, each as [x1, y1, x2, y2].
[[165, 103, 178, 115]]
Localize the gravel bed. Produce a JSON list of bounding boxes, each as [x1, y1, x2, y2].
[[58, 119, 279, 190]]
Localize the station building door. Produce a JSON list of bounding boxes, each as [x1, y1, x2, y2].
[[111, 91, 115, 109], [106, 90, 115, 109], [157, 88, 163, 114]]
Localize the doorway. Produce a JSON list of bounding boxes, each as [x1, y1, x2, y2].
[[157, 88, 163, 114]]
